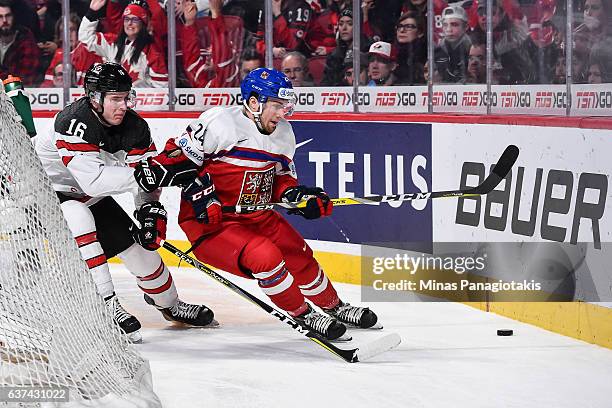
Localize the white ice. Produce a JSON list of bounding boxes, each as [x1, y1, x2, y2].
[[111, 264, 612, 408]]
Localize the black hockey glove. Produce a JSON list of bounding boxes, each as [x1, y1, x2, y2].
[[281, 185, 333, 220], [182, 174, 222, 224], [130, 202, 167, 251], [134, 150, 199, 193]]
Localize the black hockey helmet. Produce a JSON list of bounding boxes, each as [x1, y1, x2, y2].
[[84, 62, 132, 97]]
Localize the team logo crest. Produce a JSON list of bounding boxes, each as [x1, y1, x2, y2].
[[260, 71, 269, 79], [238, 167, 274, 205]]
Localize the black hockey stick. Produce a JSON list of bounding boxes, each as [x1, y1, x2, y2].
[[223, 144, 519, 214], [157, 239, 401, 363]]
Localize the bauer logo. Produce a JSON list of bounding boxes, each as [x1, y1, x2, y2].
[[455, 162, 608, 249], [289, 121, 433, 250]]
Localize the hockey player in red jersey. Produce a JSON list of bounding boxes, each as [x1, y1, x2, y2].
[[35, 62, 215, 342], [134, 68, 381, 341]]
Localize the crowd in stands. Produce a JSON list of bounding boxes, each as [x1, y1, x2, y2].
[[0, 0, 611, 88]]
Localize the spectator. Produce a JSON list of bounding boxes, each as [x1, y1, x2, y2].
[[34, 0, 61, 76], [551, 54, 565, 83], [179, 0, 240, 87], [588, 36, 612, 83], [434, 4, 471, 83], [393, 10, 426, 85], [255, 0, 314, 59], [341, 49, 368, 86], [41, 13, 101, 87], [583, 0, 611, 44], [401, 0, 448, 43], [366, 41, 397, 86], [48, 60, 78, 87], [320, 8, 370, 86], [78, 0, 168, 87], [240, 48, 263, 81], [361, 0, 403, 43], [466, 42, 486, 83], [281, 51, 313, 86], [105, 0, 169, 55], [304, 0, 339, 56], [470, 0, 536, 84], [0, 0, 41, 86], [568, 25, 591, 83]]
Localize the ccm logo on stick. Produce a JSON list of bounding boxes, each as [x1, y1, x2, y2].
[[456, 162, 608, 249]]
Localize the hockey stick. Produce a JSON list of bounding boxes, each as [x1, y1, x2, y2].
[[158, 239, 401, 363], [223, 144, 519, 214]]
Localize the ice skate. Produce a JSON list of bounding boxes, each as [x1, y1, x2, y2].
[[294, 304, 351, 341], [326, 301, 382, 329], [144, 294, 217, 327], [104, 293, 142, 343]]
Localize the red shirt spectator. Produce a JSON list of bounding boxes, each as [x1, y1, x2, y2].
[[0, 0, 41, 86], [256, 0, 313, 57], [304, 7, 338, 56], [180, 0, 239, 87]]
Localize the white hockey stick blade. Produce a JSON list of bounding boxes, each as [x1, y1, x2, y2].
[[354, 333, 401, 362]]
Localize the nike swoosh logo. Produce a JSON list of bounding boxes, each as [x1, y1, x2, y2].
[[296, 138, 313, 149], [237, 138, 248, 143]]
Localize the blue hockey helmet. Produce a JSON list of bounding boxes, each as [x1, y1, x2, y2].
[[240, 68, 296, 109]]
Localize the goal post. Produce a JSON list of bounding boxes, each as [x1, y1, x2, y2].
[[0, 89, 161, 407]]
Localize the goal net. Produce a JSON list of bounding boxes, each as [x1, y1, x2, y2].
[[0, 90, 161, 407]]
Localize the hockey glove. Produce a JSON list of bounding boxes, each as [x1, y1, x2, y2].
[[134, 149, 199, 193], [282, 185, 333, 220], [130, 202, 167, 251], [182, 174, 222, 224]]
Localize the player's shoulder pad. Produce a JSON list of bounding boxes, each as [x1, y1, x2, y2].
[[121, 109, 152, 149], [54, 97, 103, 143], [205, 107, 240, 140]]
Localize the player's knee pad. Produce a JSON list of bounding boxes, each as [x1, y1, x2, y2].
[[239, 237, 305, 311], [60, 200, 96, 237], [60, 200, 113, 297], [117, 243, 177, 307], [238, 236, 284, 276]]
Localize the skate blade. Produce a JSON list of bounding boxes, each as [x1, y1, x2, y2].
[[331, 333, 353, 342], [163, 317, 221, 329], [127, 331, 143, 344]]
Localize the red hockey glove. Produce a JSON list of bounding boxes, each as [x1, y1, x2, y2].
[[182, 174, 222, 224], [131, 202, 167, 250], [134, 147, 198, 193], [282, 185, 333, 220]]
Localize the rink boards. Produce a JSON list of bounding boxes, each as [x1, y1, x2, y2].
[[32, 113, 612, 349]]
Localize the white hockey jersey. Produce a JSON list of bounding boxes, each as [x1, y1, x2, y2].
[[35, 98, 158, 206], [174, 106, 298, 222]]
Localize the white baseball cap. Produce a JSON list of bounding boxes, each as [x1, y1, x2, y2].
[[368, 41, 394, 61], [442, 5, 468, 22]]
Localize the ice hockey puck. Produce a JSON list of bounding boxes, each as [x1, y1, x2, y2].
[[497, 329, 513, 336]]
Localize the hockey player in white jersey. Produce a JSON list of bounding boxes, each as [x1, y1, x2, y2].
[[133, 68, 382, 341], [35, 62, 215, 342]]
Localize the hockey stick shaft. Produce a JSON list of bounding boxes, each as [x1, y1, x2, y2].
[[157, 238, 364, 362], [223, 144, 519, 214]]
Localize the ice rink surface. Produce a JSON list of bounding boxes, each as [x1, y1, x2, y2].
[[111, 264, 612, 408]]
